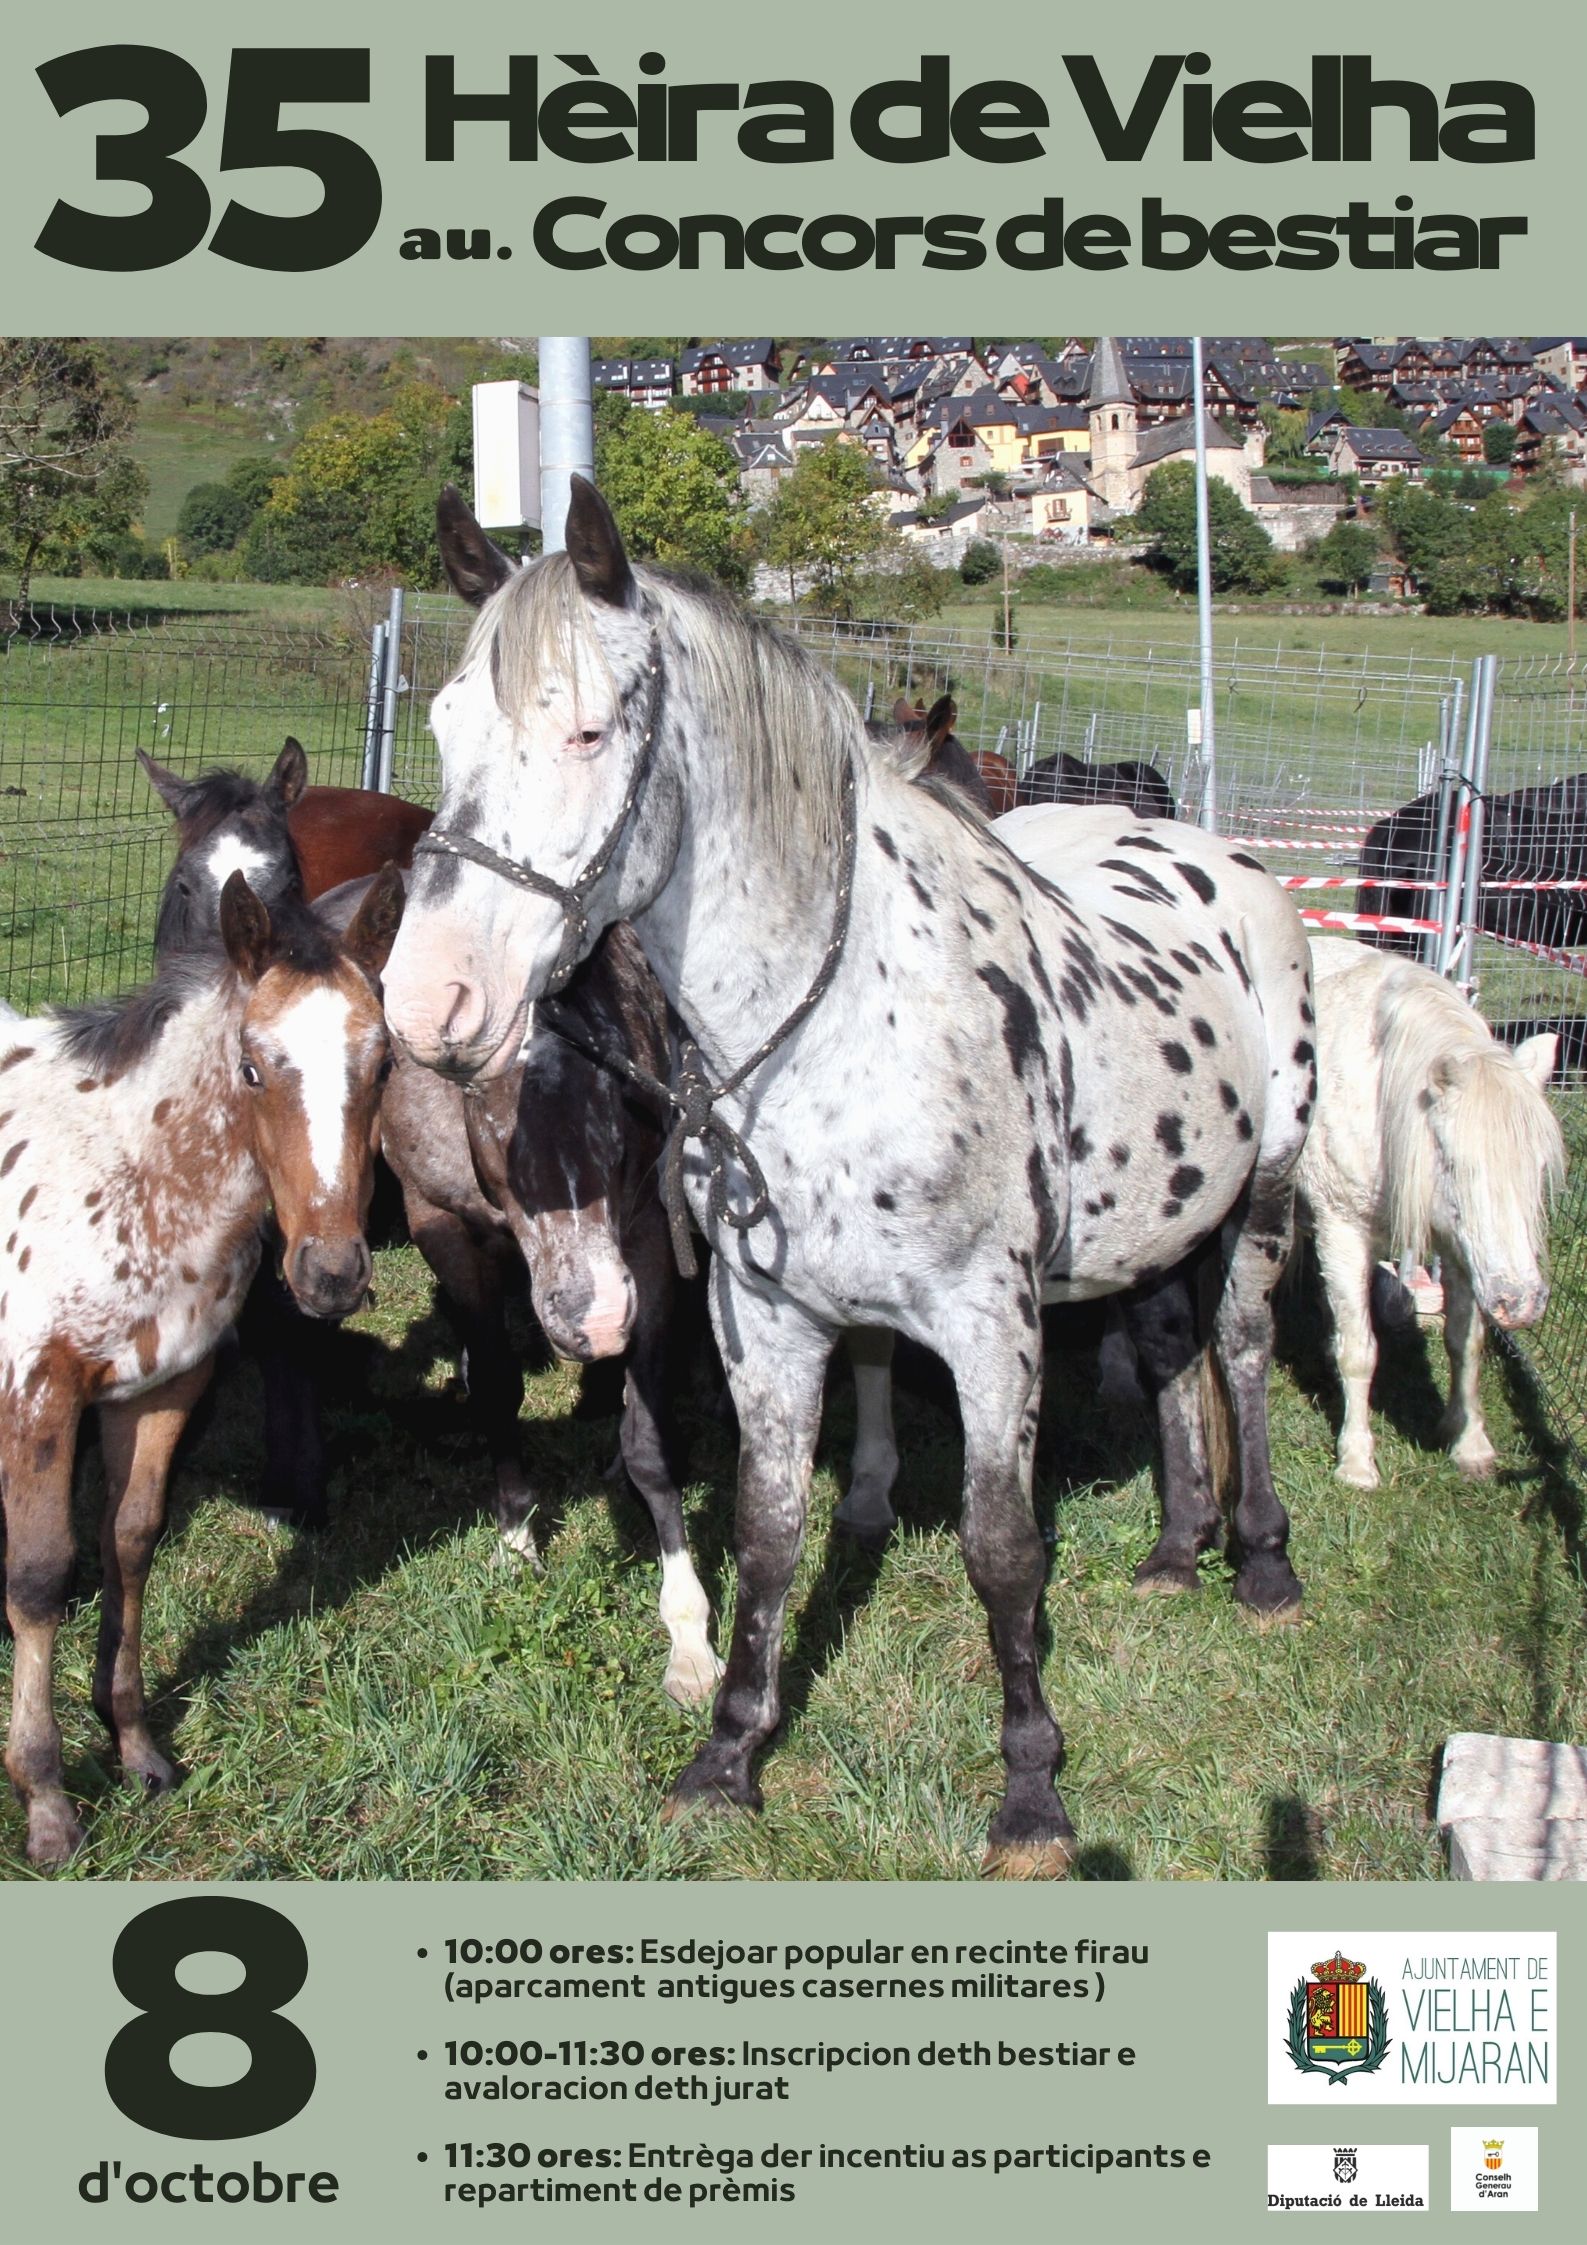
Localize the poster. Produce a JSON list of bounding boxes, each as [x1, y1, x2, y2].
[[1, 1, 1581, 2237]]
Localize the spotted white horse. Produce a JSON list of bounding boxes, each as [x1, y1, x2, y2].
[[1297, 938, 1563, 1488], [381, 481, 1318, 1876]]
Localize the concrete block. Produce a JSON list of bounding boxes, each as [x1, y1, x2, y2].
[[1438, 1733, 1587, 1881]]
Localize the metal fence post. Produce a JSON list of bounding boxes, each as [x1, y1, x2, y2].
[[374, 586, 405, 794], [1456, 654, 1496, 995], [1420, 684, 1461, 969], [1436, 665, 1482, 980], [361, 619, 387, 790]]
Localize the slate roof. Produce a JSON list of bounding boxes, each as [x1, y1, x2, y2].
[[1087, 337, 1133, 410], [681, 340, 777, 372], [1132, 411, 1242, 466]]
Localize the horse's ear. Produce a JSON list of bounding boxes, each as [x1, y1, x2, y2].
[[269, 737, 309, 809], [892, 696, 924, 728], [1511, 1031, 1559, 1092], [219, 871, 274, 985], [565, 475, 633, 607], [437, 484, 516, 608], [342, 862, 406, 982], [136, 748, 199, 820], [924, 695, 958, 750]]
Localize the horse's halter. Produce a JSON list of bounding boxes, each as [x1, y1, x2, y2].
[[410, 608, 861, 1278], [412, 620, 665, 994]]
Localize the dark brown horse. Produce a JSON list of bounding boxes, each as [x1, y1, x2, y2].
[[0, 870, 401, 1863], [887, 696, 1018, 816], [140, 750, 721, 1699]]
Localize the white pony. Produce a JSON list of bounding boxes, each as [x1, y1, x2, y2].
[[1296, 938, 1564, 1487]]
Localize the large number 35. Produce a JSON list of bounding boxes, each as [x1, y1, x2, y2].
[[35, 45, 382, 273]]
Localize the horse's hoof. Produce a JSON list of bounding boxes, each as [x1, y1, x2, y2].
[[126, 1749, 180, 1796], [981, 1835, 1076, 1880], [1451, 1448, 1497, 1481], [663, 1650, 724, 1710], [1335, 1461, 1380, 1490], [661, 1762, 761, 1823], [1235, 1557, 1304, 1619], [26, 1798, 85, 1867], [1133, 1559, 1200, 1596], [833, 1513, 895, 1554], [496, 1522, 544, 1574]]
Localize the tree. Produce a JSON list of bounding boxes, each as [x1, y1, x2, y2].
[[594, 405, 746, 586], [852, 548, 950, 623], [960, 538, 1001, 585], [225, 455, 286, 512], [0, 339, 147, 605], [1258, 403, 1310, 465], [968, 469, 1010, 498], [176, 480, 253, 559], [1311, 520, 1379, 595], [245, 382, 467, 584], [1132, 462, 1278, 593], [1483, 420, 1518, 467], [755, 440, 894, 615]]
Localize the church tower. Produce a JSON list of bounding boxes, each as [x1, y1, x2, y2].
[[1087, 337, 1138, 511]]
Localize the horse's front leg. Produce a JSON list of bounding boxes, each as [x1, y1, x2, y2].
[[94, 1360, 214, 1795], [1436, 1262, 1496, 1477], [833, 1326, 899, 1545], [941, 1309, 1074, 1876], [664, 1273, 834, 1817], [1, 1368, 83, 1865], [620, 1204, 720, 1707], [1312, 1210, 1381, 1489]]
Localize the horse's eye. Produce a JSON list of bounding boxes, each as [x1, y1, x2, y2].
[[578, 728, 604, 748], [241, 1060, 263, 1089]]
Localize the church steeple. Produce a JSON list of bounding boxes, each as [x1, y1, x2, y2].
[[1086, 338, 1137, 510]]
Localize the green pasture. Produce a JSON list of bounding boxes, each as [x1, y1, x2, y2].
[[1, 1248, 1582, 1884]]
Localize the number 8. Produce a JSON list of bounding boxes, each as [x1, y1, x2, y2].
[[105, 1897, 316, 2139]]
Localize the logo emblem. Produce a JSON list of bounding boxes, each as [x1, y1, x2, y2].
[[1285, 1949, 1390, 2086], [1333, 2148, 1359, 2184], [1483, 2140, 1504, 2172]]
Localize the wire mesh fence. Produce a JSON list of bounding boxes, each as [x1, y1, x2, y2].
[[3, 596, 1584, 1459]]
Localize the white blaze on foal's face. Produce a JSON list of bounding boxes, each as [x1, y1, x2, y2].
[[241, 967, 388, 1239], [202, 831, 276, 900]]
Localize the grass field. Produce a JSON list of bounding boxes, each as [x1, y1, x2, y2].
[[0, 1246, 1581, 1884]]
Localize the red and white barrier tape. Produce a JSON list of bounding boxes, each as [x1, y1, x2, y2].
[[1300, 907, 1445, 936], [1472, 927, 1587, 980]]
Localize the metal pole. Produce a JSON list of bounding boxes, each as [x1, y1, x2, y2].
[[538, 337, 595, 556], [361, 619, 386, 790], [1438, 661, 1484, 979], [1569, 508, 1578, 665], [374, 586, 404, 794], [1420, 688, 1460, 969], [1456, 654, 1496, 997], [1191, 335, 1217, 830]]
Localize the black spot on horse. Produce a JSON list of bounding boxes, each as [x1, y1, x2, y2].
[[1190, 1016, 1216, 1048], [1116, 833, 1171, 852], [1237, 1111, 1255, 1140], [967, 901, 995, 932], [1174, 861, 1217, 905], [1110, 1142, 1131, 1168], [1069, 1125, 1091, 1162], [1169, 948, 1202, 977], [1168, 1164, 1204, 1200], [979, 860, 1023, 901], [1218, 1079, 1240, 1111], [1102, 917, 1158, 955], [1229, 851, 1266, 872], [1293, 1039, 1315, 1067], [1155, 1112, 1185, 1156], [1059, 974, 1092, 1021], [1144, 959, 1183, 994], [1219, 930, 1252, 991], [1190, 940, 1223, 973], [874, 1189, 896, 1211], [1295, 1101, 1313, 1126], [1161, 1199, 1183, 1219], [872, 826, 899, 860], [907, 872, 936, 912], [978, 964, 1043, 1079], [1099, 860, 1175, 905], [1160, 1041, 1193, 1074]]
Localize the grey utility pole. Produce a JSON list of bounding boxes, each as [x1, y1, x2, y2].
[[537, 338, 595, 556]]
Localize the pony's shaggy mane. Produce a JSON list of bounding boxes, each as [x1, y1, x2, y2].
[[470, 554, 926, 853], [1377, 961, 1565, 1260]]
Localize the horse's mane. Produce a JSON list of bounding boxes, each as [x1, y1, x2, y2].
[[55, 893, 341, 1082], [473, 554, 923, 854], [1377, 963, 1564, 1258]]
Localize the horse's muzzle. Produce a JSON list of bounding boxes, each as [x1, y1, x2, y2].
[[288, 1236, 374, 1321]]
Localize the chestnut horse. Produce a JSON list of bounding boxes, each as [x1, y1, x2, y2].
[[0, 869, 401, 1864]]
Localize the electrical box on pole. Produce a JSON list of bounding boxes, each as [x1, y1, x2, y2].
[[471, 381, 541, 532]]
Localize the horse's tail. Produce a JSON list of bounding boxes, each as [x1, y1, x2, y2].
[[1195, 1253, 1238, 1510]]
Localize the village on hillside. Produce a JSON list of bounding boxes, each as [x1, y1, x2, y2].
[[594, 335, 1587, 564]]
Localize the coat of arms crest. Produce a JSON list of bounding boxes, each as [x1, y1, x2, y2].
[[1285, 1950, 1390, 2085]]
